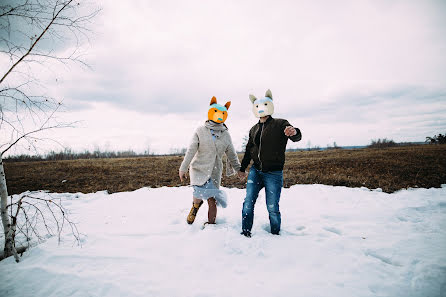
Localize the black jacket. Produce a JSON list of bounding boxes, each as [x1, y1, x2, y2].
[[240, 116, 302, 172]]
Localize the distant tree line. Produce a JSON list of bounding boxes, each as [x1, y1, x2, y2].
[[367, 138, 398, 149], [5, 148, 154, 162], [426, 133, 446, 145], [326, 142, 341, 150], [6, 134, 440, 162]]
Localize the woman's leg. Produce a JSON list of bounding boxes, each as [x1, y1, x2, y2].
[[207, 198, 217, 223], [187, 197, 203, 224]]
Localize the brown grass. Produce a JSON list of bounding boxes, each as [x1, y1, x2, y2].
[[279, 145, 446, 192], [4, 145, 446, 195]]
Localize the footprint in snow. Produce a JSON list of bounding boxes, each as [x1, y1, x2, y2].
[[170, 218, 180, 225], [323, 226, 342, 235], [364, 249, 403, 267]]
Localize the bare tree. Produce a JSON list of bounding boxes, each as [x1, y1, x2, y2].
[[0, 192, 81, 262], [426, 133, 446, 145], [0, 0, 99, 261]]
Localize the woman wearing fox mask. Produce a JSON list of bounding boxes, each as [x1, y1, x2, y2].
[[179, 96, 241, 225]]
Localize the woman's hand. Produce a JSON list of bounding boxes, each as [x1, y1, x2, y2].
[[237, 171, 248, 181], [179, 170, 188, 182]]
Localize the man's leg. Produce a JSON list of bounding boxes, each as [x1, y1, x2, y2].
[[241, 167, 263, 235], [264, 171, 283, 235]]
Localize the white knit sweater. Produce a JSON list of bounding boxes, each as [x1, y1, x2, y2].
[[179, 125, 241, 187]]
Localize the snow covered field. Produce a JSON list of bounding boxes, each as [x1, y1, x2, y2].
[[1, 184, 446, 297]]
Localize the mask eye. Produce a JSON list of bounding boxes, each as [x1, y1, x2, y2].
[[264, 103, 267, 106], [214, 109, 217, 112], [256, 105, 258, 108]]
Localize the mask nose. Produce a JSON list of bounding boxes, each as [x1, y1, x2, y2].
[[258, 110, 264, 113], [218, 118, 223, 121]]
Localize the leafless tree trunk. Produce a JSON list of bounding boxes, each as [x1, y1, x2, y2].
[[0, 0, 99, 261], [0, 155, 16, 260]]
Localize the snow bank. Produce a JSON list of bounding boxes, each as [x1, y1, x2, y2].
[[1, 184, 445, 297]]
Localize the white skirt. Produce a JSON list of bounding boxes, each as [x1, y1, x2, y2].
[[192, 178, 228, 208]]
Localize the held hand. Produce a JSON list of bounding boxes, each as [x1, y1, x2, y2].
[[284, 126, 297, 137], [179, 170, 187, 182], [237, 171, 248, 181]]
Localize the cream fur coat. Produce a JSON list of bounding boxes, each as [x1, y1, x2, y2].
[[179, 125, 241, 187]]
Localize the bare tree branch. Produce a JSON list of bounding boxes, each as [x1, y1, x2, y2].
[[0, 1, 74, 85], [0, 0, 99, 261]]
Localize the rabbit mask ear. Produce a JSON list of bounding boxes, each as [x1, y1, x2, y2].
[[265, 89, 273, 99], [224, 101, 231, 110], [249, 94, 257, 103], [210, 96, 217, 105]]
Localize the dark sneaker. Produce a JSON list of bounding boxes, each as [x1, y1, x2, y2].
[[187, 201, 203, 224], [240, 230, 251, 238]]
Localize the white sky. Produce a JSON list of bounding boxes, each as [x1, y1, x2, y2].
[[3, 0, 446, 154]]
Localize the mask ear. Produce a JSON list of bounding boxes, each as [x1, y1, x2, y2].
[[249, 94, 257, 103], [224, 101, 231, 110], [210, 96, 217, 105], [265, 89, 273, 100]]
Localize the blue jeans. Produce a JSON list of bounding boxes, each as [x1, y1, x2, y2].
[[242, 167, 283, 234]]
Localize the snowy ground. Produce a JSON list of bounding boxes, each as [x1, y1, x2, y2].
[[1, 184, 446, 297]]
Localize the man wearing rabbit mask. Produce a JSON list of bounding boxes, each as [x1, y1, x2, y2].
[[237, 89, 302, 237]]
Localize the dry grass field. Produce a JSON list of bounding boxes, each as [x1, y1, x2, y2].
[[4, 145, 446, 195]]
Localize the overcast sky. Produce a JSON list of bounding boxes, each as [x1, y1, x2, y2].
[[4, 0, 446, 154]]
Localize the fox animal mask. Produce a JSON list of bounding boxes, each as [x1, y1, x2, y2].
[[249, 89, 274, 118], [208, 96, 231, 123]]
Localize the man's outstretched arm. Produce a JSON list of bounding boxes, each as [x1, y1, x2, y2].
[[283, 120, 302, 142]]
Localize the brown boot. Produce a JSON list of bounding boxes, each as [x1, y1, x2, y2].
[[187, 201, 203, 224], [207, 198, 217, 224]]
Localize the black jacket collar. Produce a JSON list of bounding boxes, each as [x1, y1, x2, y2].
[[258, 116, 273, 125]]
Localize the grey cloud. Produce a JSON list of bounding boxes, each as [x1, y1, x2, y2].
[[64, 80, 204, 114], [287, 84, 446, 144], [294, 84, 446, 122]]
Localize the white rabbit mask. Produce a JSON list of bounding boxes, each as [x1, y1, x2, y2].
[[249, 89, 274, 118]]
